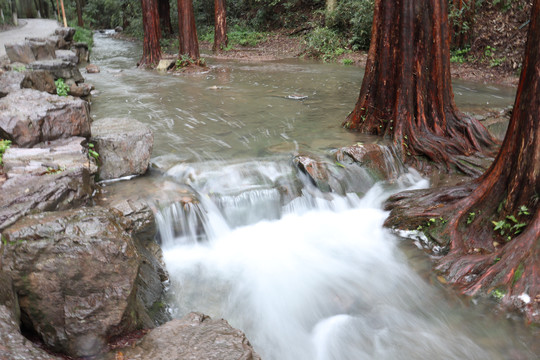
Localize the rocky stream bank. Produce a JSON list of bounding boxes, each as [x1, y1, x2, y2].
[[0, 27, 261, 360]]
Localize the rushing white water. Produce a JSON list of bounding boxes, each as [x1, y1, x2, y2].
[[89, 33, 537, 360], [158, 167, 523, 360]]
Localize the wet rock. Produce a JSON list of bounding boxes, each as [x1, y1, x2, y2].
[[115, 26, 123, 32], [54, 27, 76, 43], [0, 137, 96, 230], [4, 41, 36, 64], [55, 49, 78, 66], [71, 42, 90, 63], [156, 59, 175, 71], [27, 59, 84, 83], [335, 143, 405, 181], [0, 89, 91, 147], [85, 63, 100, 73], [0, 273, 60, 360], [21, 70, 56, 94], [0, 71, 25, 97], [91, 117, 154, 180], [26, 37, 57, 61], [293, 154, 332, 192], [69, 82, 94, 97], [0, 206, 167, 358], [108, 312, 261, 360]]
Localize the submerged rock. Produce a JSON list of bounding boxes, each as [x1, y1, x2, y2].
[[335, 143, 405, 181], [0, 206, 168, 358], [0, 89, 91, 147], [108, 312, 261, 360], [91, 117, 154, 180]]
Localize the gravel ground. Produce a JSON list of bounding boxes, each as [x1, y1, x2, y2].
[[0, 19, 60, 59]]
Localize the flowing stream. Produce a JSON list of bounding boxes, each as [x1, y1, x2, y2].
[[89, 32, 537, 359]]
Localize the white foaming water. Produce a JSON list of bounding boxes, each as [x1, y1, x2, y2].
[[160, 170, 503, 360]]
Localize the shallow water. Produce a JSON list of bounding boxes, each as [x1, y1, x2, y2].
[[89, 33, 537, 359]]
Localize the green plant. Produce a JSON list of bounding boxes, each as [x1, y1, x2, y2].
[[467, 211, 476, 224], [491, 205, 531, 241], [491, 288, 506, 300], [12, 65, 26, 72], [341, 58, 354, 65], [450, 47, 472, 63], [304, 26, 346, 61], [72, 25, 94, 50], [0, 139, 12, 166], [326, 0, 374, 51], [55, 78, 70, 97], [88, 143, 99, 161]]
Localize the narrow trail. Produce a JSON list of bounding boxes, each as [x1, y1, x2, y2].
[[0, 19, 60, 59]]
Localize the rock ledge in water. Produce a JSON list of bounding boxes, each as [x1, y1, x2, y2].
[[91, 117, 154, 180], [109, 312, 262, 360]]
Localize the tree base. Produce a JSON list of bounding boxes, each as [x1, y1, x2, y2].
[[384, 186, 539, 325]]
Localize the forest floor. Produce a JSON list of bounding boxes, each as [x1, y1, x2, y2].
[[201, 27, 520, 87], [202, 2, 531, 88]]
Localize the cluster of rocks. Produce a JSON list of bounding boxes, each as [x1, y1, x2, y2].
[[1, 27, 261, 360], [3, 26, 93, 97]]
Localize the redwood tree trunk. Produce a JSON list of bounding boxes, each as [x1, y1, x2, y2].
[[385, 0, 539, 324], [213, 0, 228, 52], [158, 0, 173, 35], [344, 0, 496, 175], [140, 0, 162, 67], [177, 0, 200, 60]]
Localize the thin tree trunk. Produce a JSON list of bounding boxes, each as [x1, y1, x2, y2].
[[385, 0, 539, 324], [213, 0, 228, 52], [140, 0, 162, 67], [59, 0, 67, 27], [158, 0, 173, 35], [344, 0, 496, 175], [177, 0, 199, 60], [76, 0, 84, 27]]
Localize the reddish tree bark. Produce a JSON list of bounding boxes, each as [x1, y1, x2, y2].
[[140, 0, 162, 67], [344, 0, 497, 175], [213, 0, 228, 52], [177, 0, 200, 60], [385, 0, 539, 324], [158, 0, 173, 35]]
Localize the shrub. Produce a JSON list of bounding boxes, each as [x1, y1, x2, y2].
[[304, 26, 346, 61], [326, 0, 374, 51]]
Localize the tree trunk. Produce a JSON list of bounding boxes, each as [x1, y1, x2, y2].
[[384, 0, 539, 324], [451, 0, 475, 48], [177, 0, 199, 60], [75, 0, 84, 27], [158, 0, 173, 35], [140, 0, 162, 67], [213, 0, 228, 52], [343, 0, 497, 175], [59, 0, 67, 27]]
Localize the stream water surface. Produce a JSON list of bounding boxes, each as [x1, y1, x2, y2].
[[89, 33, 537, 359]]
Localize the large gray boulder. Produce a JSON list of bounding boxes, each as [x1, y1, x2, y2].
[[0, 71, 25, 97], [71, 42, 90, 63], [0, 89, 91, 147], [4, 41, 36, 64], [0, 206, 168, 358], [55, 49, 78, 66], [26, 37, 57, 61], [91, 117, 154, 180], [0, 70, 56, 98], [0, 137, 96, 230], [28, 59, 84, 83], [0, 273, 60, 360], [55, 27, 76, 43], [108, 312, 261, 360]]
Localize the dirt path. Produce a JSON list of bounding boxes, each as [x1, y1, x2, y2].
[[0, 19, 60, 59]]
